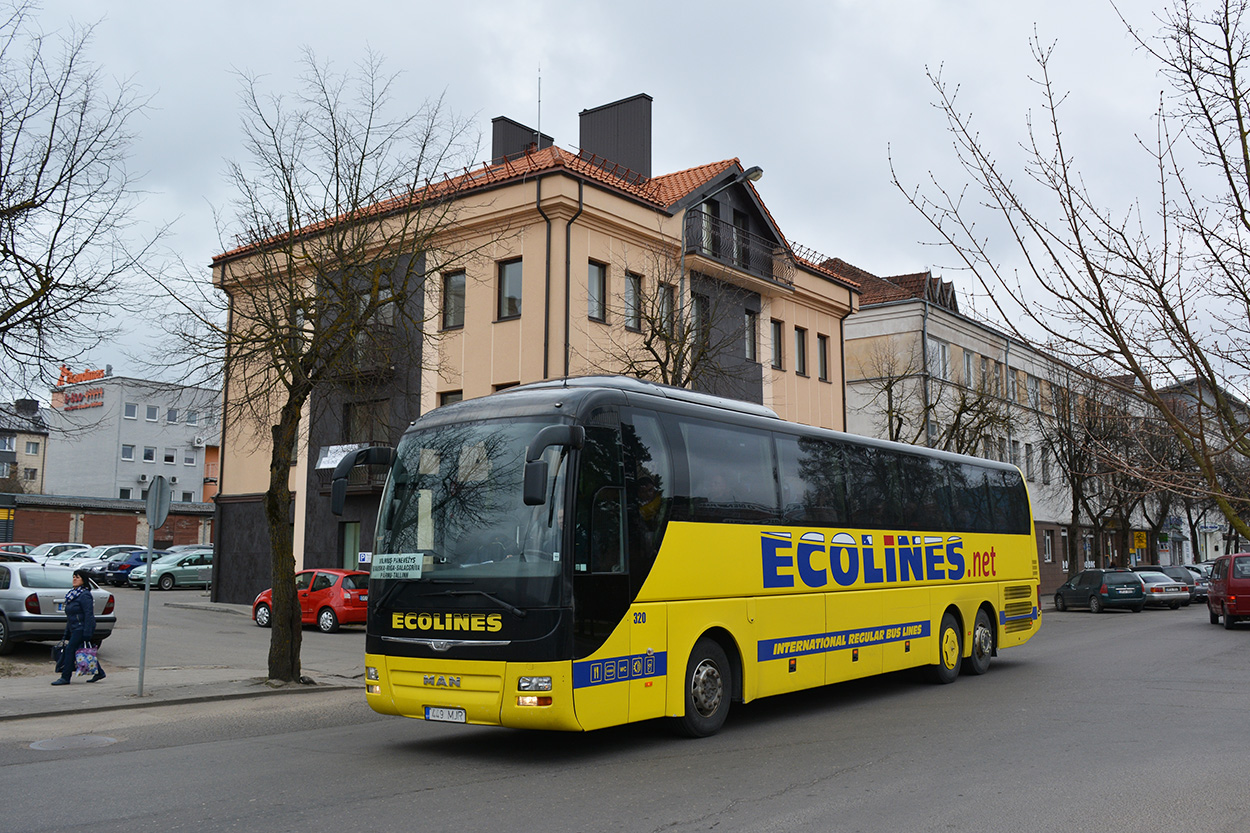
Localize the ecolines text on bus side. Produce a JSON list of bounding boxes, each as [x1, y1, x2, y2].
[[761, 530, 1001, 590]]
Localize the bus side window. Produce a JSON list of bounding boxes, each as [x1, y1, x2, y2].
[[590, 486, 625, 573], [574, 424, 625, 574], [622, 411, 671, 571], [777, 434, 848, 526]]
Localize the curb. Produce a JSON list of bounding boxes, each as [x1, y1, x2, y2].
[[0, 678, 357, 722]]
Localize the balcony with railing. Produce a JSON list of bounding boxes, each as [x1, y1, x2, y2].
[[683, 208, 794, 289]]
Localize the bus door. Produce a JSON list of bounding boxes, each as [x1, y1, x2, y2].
[[570, 410, 634, 731]]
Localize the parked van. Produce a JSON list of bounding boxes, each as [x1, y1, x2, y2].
[[1206, 553, 1250, 628]]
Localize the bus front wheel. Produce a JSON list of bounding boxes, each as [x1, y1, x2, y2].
[[932, 611, 961, 684], [678, 638, 730, 738]]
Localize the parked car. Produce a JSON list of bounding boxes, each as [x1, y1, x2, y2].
[[51, 544, 145, 570], [1183, 564, 1211, 600], [1135, 571, 1190, 609], [26, 542, 90, 564], [252, 568, 369, 633], [128, 549, 213, 590], [1054, 569, 1145, 613], [0, 543, 33, 554], [1131, 565, 1195, 604], [0, 564, 115, 654], [1207, 552, 1250, 628], [101, 550, 169, 587]]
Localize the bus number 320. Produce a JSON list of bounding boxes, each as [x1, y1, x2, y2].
[[634, 612, 646, 624]]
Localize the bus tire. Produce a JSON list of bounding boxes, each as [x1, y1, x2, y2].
[[932, 611, 961, 684], [678, 637, 730, 738], [963, 608, 993, 676]]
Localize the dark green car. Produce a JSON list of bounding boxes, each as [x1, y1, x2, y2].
[[1054, 569, 1145, 613]]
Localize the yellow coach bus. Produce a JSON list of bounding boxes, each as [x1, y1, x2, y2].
[[332, 376, 1040, 737]]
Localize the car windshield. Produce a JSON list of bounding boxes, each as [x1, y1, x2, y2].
[[18, 567, 74, 588], [371, 417, 569, 611]]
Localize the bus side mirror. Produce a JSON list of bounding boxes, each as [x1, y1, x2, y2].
[[522, 425, 585, 506], [330, 445, 395, 515], [523, 460, 548, 506]]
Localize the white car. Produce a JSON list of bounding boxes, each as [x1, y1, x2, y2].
[[26, 543, 90, 564], [51, 544, 144, 568]]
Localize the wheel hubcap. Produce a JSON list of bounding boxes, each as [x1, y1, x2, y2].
[[320, 612, 333, 630], [941, 628, 960, 668], [973, 623, 992, 659], [690, 659, 723, 718]]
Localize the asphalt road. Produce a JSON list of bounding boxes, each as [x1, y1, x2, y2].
[[1, 602, 1246, 833]]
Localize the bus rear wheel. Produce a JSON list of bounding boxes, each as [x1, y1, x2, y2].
[[678, 637, 730, 738], [963, 608, 993, 676], [932, 611, 961, 684]]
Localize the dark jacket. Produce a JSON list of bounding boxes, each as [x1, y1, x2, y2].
[[63, 589, 96, 640]]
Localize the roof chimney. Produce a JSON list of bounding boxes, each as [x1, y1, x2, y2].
[[578, 93, 652, 180], [15, 399, 38, 417], [491, 116, 553, 164]]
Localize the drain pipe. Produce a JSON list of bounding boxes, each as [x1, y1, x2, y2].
[[563, 180, 584, 377], [536, 175, 553, 379]]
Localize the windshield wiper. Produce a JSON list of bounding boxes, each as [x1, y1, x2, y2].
[[439, 589, 527, 618]]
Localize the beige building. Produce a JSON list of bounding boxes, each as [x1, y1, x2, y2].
[[0, 399, 48, 495], [210, 95, 861, 603]]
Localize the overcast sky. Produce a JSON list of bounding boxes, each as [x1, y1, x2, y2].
[[38, 0, 1167, 388]]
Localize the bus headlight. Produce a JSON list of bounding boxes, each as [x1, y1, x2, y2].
[[517, 676, 552, 691], [517, 695, 553, 707], [366, 666, 379, 681]]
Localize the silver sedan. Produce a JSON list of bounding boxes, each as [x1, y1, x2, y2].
[[1137, 571, 1190, 609]]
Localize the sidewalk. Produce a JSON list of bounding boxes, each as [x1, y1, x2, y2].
[[0, 601, 359, 721]]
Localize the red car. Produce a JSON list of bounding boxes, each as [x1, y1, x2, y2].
[[252, 568, 369, 633]]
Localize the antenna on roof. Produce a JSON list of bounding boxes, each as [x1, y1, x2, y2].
[[536, 64, 542, 149]]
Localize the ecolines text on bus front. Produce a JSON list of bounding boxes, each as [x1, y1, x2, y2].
[[761, 530, 1001, 590]]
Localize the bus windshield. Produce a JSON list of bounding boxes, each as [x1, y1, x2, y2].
[[372, 418, 567, 610]]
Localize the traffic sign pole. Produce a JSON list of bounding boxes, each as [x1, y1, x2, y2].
[[138, 476, 171, 696]]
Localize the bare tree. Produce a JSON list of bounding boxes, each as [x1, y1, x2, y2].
[[851, 336, 1016, 453], [892, 0, 1250, 541], [162, 51, 485, 682], [583, 240, 761, 397], [0, 2, 153, 397]]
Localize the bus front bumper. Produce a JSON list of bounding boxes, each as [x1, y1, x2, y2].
[[365, 653, 582, 731]]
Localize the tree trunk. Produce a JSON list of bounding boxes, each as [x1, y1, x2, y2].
[[264, 406, 303, 682]]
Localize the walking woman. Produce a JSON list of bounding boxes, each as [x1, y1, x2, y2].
[[52, 569, 105, 685]]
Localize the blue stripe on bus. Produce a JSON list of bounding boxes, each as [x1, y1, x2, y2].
[[999, 607, 1039, 624], [758, 620, 931, 662], [573, 651, 669, 689]]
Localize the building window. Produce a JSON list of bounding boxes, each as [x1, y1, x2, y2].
[[795, 327, 808, 376], [164, 447, 177, 464], [928, 338, 950, 380], [770, 320, 784, 369], [145, 405, 158, 421], [692, 292, 710, 348], [181, 491, 194, 503], [184, 448, 196, 466], [1025, 443, 1035, 480], [588, 261, 607, 322], [625, 273, 642, 331], [732, 209, 750, 268], [1028, 375, 1041, 409], [497, 258, 522, 320], [963, 351, 974, 386], [25, 441, 39, 455], [119, 487, 131, 499], [186, 410, 198, 426], [345, 399, 390, 444], [659, 283, 675, 335], [0, 462, 9, 478], [997, 437, 1007, 463], [22, 467, 36, 481], [143, 446, 156, 463], [0, 436, 13, 452], [494, 382, 519, 392], [817, 333, 830, 381], [744, 310, 759, 362], [121, 444, 135, 461], [124, 402, 138, 420], [1010, 440, 1021, 467], [1044, 530, 1053, 563], [166, 408, 178, 424], [439, 391, 463, 407], [442, 270, 465, 329]]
